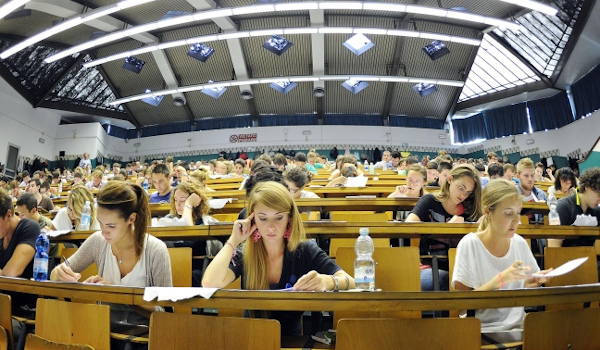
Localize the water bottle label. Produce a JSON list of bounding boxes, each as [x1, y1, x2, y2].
[[355, 266, 375, 282], [33, 257, 48, 281]]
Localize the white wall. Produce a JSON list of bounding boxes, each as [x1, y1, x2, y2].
[[0, 79, 61, 164]]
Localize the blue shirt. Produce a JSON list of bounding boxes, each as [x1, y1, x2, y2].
[[149, 189, 172, 204]]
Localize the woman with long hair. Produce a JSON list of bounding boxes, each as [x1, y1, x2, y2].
[[52, 184, 100, 231], [387, 164, 427, 198], [203, 181, 354, 335], [453, 179, 550, 332], [51, 182, 172, 328], [547, 167, 577, 197]]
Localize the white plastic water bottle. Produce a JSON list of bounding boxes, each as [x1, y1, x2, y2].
[[364, 160, 369, 172], [33, 231, 49, 281], [58, 182, 62, 196], [548, 194, 560, 225], [78, 200, 92, 231], [354, 228, 375, 291]]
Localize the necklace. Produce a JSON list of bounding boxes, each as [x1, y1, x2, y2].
[[119, 257, 123, 264]]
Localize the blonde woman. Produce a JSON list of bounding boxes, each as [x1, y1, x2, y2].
[[52, 184, 100, 231], [189, 169, 215, 192], [387, 164, 427, 198], [453, 179, 551, 332], [203, 182, 354, 336]]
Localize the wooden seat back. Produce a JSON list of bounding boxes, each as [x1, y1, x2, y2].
[[168, 248, 193, 314], [24, 334, 94, 350], [334, 247, 421, 323], [544, 246, 598, 310], [0, 326, 7, 350], [35, 299, 110, 350], [328, 212, 389, 257], [0, 294, 12, 350], [218, 278, 243, 318], [336, 318, 481, 350], [523, 308, 600, 350], [148, 313, 280, 350]]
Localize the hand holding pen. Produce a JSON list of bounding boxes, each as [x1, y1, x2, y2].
[[56, 255, 81, 282]]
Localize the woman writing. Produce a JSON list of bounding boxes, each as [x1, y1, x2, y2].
[[452, 179, 550, 332], [202, 182, 354, 335], [547, 167, 577, 197], [50, 182, 172, 327], [52, 184, 100, 231]]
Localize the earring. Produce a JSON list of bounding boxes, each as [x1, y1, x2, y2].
[[252, 229, 261, 243], [283, 225, 291, 240]]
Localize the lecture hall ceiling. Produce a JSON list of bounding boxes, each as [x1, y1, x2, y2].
[[0, 0, 595, 130]]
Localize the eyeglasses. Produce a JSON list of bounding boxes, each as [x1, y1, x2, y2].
[[406, 178, 423, 186], [454, 182, 473, 197], [288, 187, 301, 194]]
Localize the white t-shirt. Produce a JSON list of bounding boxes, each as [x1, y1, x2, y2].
[[299, 190, 319, 199], [452, 232, 540, 332], [52, 207, 101, 231]]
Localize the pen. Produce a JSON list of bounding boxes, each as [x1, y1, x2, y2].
[[62, 255, 72, 269]]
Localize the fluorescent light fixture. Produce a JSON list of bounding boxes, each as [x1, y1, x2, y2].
[[263, 35, 293, 56], [270, 81, 298, 94], [344, 33, 374, 56], [342, 79, 369, 94], [423, 40, 450, 61], [0, 0, 31, 20], [498, 0, 557, 15], [123, 57, 145, 74], [141, 89, 164, 107], [201, 80, 227, 99], [0, 0, 157, 59], [109, 75, 466, 105], [187, 43, 214, 62], [44, 2, 514, 63], [83, 26, 480, 68], [413, 83, 438, 97]]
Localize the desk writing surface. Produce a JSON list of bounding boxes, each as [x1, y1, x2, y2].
[[48, 222, 600, 242]]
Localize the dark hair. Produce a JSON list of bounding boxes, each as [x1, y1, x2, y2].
[[578, 167, 600, 194], [257, 154, 272, 164], [30, 178, 41, 188], [178, 161, 189, 171], [341, 165, 357, 178], [16, 192, 37, 211], [294, 152, 307, 162], [0, 189, 14, 217], [438, 161, 452, 172], [273, 153, 287, 167], [391, 150, 401, 159], [165, 156, 174, 163], [152, 163, 170, 177], [553, 167, 576, 191], [40, 181, 51, 191], [74, 172, 83, 179], [283, 167, 313, 188], [234, 159, 246, 167], [243, 166, 287, 196], [487, 163, 504, 178], [426, 161, 438, 170], [406, 156, 419, 166], [52, 172, 60, 180], [22, 170, 30, 178], [96, 182, 150, 259], [474, 163, 486, 173], [119, 169, 128, 178]]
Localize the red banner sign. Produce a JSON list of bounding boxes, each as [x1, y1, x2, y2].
[[230, 133, 257, 143]]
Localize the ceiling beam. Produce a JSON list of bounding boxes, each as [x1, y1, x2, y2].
[[0, 61, 37, 106], [550, 0, 597, 85], [186, 0, 257, 120], [39, 101, 131, 121], [444, 38, 481, 120], [454, 80, 550, 111], [310, 9, 325, 121]]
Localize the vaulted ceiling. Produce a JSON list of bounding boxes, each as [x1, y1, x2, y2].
[[0, 0, 595, 131]]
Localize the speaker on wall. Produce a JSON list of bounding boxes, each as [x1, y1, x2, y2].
[[59, 151, 66, 157]]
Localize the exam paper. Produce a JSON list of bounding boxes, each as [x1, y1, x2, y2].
[[344, 175, 368, 187], [143, 287, 219, 302], [531, 256, 589, 278], [45, 230, 72, 237], [208, 198, 233, 209]]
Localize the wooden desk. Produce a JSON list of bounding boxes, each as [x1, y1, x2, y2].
[[1, 277, 600, 313], [48, 222, 600, 243]]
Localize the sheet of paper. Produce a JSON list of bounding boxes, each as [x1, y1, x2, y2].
[[345, 195, 377, 199], [143, 287, 219, 302], [531, 256, 589, 278], [572, 214, 598, 226], [344, 175, 368, 187], [152, 217, 189, 227], [208, 198, 232, 209], [45, 230, 72, 237]]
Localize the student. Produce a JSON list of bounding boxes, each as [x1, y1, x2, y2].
[[373, 150, 392, 169], [516, 158, 548, 203], [78, 152, 92, 169], [85, 170, 105, 191], [233, 159, 248, 178], [189, 169, 215, 192], [50, 182, 172, 329], [15, 193, 54, 230], [406, 164, 482, 224], [548, 167, 600, 248], [487, 163, 504, 180], [295, 152, 317, 175], [453, 179, 550, 332], [26, 179, 54, 212], [202, 182, 354, 336], [535, 162, 552, 183], [326, 165, 358, 187], [388, 164, 427, 198], [165, 182, 222, 286], [390, 151, 403, 171], [52, 184, 100, 231], [425, 161, 439, 183], [272, 153, 287, 172], [149, 164, 172, 204], [283, 167, 319, 199], [19, 170, 30, 188], [503, 163, 518, 184], [547, 167, 577, 197], [427, 161, 452, 187]]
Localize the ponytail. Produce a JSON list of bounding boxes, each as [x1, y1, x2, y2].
[[130, 183, 150, 258]]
